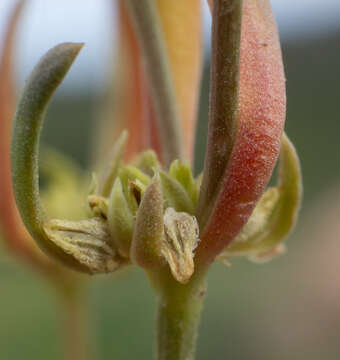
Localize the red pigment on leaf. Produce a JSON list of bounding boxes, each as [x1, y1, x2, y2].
[[197, 0, 286, 264]]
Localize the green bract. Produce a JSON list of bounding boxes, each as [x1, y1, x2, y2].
[[218, 133, 302, 263]]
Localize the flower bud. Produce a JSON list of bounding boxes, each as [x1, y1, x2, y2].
[[131, 173, 165, 269]]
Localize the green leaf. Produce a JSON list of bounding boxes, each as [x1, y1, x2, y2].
[[169, 160, 199, 206], [118, 169, 139, 214], [108, 178, 134, 258], [132, 149, 160, 176], [218, 133, 302, 262], [98, 130, 128, 197], [159, 171, 195, 215], [11, 42, 87, 271], [124, 165, 151, 186]]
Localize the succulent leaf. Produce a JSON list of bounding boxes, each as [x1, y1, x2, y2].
[[159, 171, 195, 215], [123, 165, 151, 186], [218, 133, 302, 262], [99, 130, 128, 197], [10, 42, 88, 270], [108, 178, 134, 258], [169, 160, 199, 206], [132, 149, 160, 176], [197, 0, 286, 265]]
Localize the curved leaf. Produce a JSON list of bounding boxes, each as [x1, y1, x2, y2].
[[197, 0, 286, 265], [11, 42, 89, 271], [98, 130, 128, 197]]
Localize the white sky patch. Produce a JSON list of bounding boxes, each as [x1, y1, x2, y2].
[[0, 0, 339, 90]]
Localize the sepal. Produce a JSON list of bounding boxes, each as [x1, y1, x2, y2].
[[162, 207, 199, 284], [43, 217, 123, 274]]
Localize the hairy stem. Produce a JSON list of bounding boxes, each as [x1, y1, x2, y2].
[[149, 269, 207, 360], [196, 0, 243, 230]]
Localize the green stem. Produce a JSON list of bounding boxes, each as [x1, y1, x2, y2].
[[125, 0, 185, 167], [58, 286, 89, 360], [196, 0, 243, 230], [149, 269, 207, 360]]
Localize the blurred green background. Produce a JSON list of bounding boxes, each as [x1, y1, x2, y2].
[[1, 13, 340, 360]]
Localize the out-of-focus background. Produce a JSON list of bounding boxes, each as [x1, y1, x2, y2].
[[1, 1, 340, 359]]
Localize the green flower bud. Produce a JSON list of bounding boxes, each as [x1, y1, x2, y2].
[[131, 173, 165, 269], [87, 195, 109, 219]]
